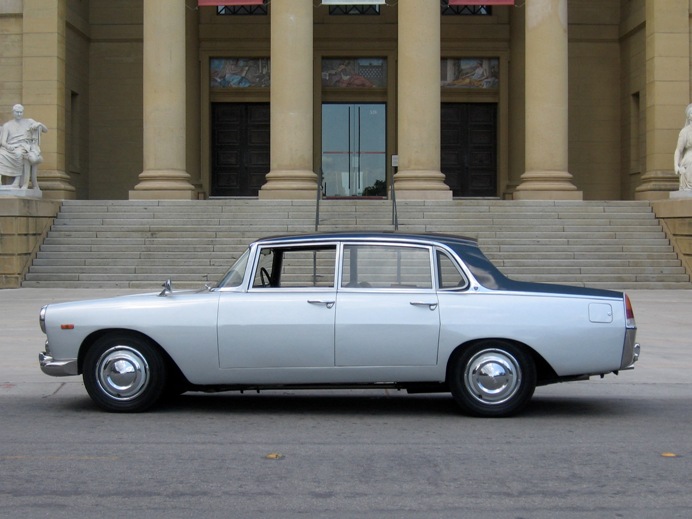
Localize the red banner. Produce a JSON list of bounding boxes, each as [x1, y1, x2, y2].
[[448, 0, 515, 5], [198, 0, 264, 6]]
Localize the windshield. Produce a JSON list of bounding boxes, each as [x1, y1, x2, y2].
[[216, 248, 250, 288]]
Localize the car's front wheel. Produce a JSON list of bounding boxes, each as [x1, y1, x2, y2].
[[83, 333, 167, 412], [449, 340, 536, 417]]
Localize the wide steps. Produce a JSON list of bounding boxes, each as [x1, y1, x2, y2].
[[22, 199, 691, 289]]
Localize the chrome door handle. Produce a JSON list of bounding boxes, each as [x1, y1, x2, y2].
[[410, 302, 438, 311], [308, 300, 335, 309]]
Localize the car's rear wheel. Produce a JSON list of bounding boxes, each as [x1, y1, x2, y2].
[[449, 340, 536, 417], [83, 333, 167, 412]]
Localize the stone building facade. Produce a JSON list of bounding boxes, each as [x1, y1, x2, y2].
[[0, 0, 688, 202]]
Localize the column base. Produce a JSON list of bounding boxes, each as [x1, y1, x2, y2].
[[393, 169, 451, 200], [37, 170, 76, 200], [513, 170, 583, 200], [130, 169, 196, 200], [634, 190, 671, 201], [259, 169, 318, 199], [634, 170, 678, 199]]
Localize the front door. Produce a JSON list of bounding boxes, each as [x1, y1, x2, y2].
[[211, 102, 269, 197], [441, 103, 497, 197], [322, 103, 387, 197]]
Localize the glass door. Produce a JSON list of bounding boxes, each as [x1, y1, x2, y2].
[[321, 103, 386, 197]]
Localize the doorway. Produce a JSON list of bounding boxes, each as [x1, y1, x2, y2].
[[441, 103, 497, 197], [321, 103, 387, 197], [211, 103, 269, 197]]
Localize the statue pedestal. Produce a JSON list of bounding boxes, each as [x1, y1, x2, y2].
[[670, 190, 692, 200], [0, 187, 42, 199], [0, 197, 59, 288]]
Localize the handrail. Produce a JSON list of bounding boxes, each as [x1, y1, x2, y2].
[[315, 167, 323, 231], [391, 176, 399, 231]]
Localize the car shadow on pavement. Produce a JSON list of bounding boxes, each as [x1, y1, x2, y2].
[[149, 391, 643, 419]]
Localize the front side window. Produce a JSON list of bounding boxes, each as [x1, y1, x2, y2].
[[252, 246, 337, 288], [341, 244, 433, 289]]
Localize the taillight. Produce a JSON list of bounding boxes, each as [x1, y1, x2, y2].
[[624, 294, 636, 329]]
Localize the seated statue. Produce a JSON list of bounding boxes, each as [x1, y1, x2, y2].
[[0, 104, 48, 190]]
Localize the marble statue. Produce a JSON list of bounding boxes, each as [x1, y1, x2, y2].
[[674, 103, 692, 191], [0, 104, 47, 190]]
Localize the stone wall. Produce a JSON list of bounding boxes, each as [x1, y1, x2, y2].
[[652, 199, 692, 278], [0, 199, 59, 288]]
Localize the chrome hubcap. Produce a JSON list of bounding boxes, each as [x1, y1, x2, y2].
[[465, 349, 521, 405], [96, 346, 149, 401]]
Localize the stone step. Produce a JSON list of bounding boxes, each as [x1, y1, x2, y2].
[[22, 199, 691, 289]]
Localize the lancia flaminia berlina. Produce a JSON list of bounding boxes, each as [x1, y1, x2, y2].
[[39, 232, 640, 417]]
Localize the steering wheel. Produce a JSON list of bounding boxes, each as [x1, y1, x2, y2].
[[260, 267, 271, 287]]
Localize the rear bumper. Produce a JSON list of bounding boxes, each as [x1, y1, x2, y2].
[[620, 328, 640, 370], [39, 352, 78, 377]]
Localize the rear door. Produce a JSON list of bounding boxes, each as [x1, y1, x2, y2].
[[334, 243, 440, 366]]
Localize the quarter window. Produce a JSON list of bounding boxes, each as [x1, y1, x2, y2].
[[437, 250, 468, 290], [341, 245, 433, 289]]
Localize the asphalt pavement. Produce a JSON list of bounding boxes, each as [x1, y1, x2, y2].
[[1, 287, 692, 518]]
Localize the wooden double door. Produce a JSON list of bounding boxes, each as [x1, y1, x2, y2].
[[441, 103, 497, 197], [210, 102, 497, 198], [211, 103, 269, 197]]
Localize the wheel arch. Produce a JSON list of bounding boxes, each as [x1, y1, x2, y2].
[[445, 338, 557, 387], [77, 328, 188, 385]]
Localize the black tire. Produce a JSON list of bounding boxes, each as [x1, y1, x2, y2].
[[83, 333, 167, 413], [449, 340, 536, 417]]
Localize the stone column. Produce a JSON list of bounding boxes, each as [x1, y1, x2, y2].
[[23, 0, 75, 199], [514, 0, 582, 200], [635, 0, 689, 200], [259, 0, 316, 200], [130, 0, 195, 200], [394, 0, 451, 200]]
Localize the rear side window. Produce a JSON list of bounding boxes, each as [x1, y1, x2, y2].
[[341, 244, 433, 289]]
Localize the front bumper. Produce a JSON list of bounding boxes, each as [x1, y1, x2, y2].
[[39, 352, 78, 377]]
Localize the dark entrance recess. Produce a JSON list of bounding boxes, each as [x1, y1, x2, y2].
[[211, 103, 270, 197], [441, 103, 497, 197]]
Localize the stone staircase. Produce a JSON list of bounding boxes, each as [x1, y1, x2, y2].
[[22, 199, 691, 290]]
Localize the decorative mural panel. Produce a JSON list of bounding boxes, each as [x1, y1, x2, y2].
[[210, 58, 271, 89], [441, 58, 499, 89], [322, 58, 387, 89]]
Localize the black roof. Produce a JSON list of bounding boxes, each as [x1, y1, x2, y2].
[[253, 231, 622, 299], [256, 231, 479, 248]]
